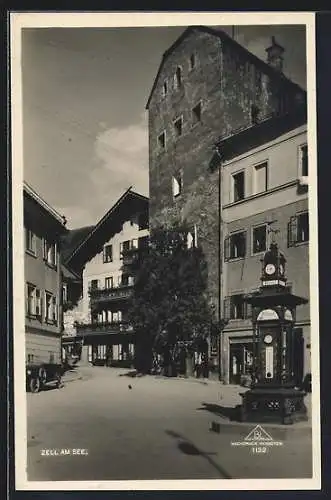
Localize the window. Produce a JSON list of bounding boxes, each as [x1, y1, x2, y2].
[[120, 240, 131, 259], [187, 226, 198, 249], [105, 277, 113, 289], [138, 211, 149, 230], [44, 291, 53, 323], [43, 239, 57, 266], [25, 229, 36, 255], [174, 66, 182, 89], [162, 80, 168, 97], [90, 279, 99, 290], [192, 102, 202, 124], [288, 212, 309, 246], [252, 224, 267, 254], [174, 117, 183, 137], [103, 244, 113, 263], [27, 354, 34, 364], [299, 144, 308, 177], [26, 283, 36, 316], [189, 53, 196, 70], [158, 131, 166, 150], [62, 284, 68, 303], [254, 161, 268, 194], [232, 171, 245, 202], [131, 239, 138, 249], [172, 172, 183, 198], [224, 231, 246, 261], [224, 294, 252, 321]]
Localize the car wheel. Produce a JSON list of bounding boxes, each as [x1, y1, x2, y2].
[[30, 376, 41, 393], [56, 373, 63, 389]]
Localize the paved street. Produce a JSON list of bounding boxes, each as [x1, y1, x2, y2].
[[27, 366, 312, 481]]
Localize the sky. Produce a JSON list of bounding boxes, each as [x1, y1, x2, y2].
[[22, 23, 307, 229]]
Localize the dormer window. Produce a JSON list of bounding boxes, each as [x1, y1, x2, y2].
[[174, 66, 182, 89]]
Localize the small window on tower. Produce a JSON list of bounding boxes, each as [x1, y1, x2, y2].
[[158, 131, 166, 150], [174, 66, 182, 89], [174, 117, 183, 137], [189, 53, 196, 70], [162, 80, 168, 97], [192, 102, 202, 124], [172, 172, 183, 198]]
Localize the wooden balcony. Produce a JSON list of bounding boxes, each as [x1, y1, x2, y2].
[[89, 285, 133, 304]]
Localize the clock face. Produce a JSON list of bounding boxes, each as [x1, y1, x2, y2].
[[265, 264, 276, 275], [264, 334, 273, 344]]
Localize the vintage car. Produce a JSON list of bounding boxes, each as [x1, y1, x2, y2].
[[26, 363, 64, 393]]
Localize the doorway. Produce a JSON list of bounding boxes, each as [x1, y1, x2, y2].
[[229, 341, 254, 384]]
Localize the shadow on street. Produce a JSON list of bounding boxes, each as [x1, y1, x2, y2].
[[197, 402, 241, 422], [165, 429, 232, 479]]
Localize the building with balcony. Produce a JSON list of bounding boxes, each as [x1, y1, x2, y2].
[[62, 188, 149, 366], [146, 25, 308, 381], [24, 182, 67, 365]]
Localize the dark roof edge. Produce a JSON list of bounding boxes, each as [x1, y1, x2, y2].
[[61, 263, 82, 281], [65, 187, 149, 265], [146, 25, 305, 110]]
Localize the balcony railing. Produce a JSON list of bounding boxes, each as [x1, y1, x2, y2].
[[75, 321, 133, 335], [89, 284, 133, 303]]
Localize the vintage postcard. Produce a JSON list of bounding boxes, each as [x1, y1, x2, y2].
[[10, 11, 320, 491]]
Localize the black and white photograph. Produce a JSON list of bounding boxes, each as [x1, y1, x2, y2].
[[10, 11, 320, 490]]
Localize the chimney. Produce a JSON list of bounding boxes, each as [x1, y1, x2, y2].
[[265, 36, 285, 72]]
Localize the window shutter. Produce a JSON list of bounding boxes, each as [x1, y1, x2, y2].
[[35, 289, 41, 316], [223, 297, 231, 321], [287, 216, 298, 247], [224, 236, 230, 261]]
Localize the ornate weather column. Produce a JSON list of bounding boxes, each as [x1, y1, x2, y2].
[[241, 242, 308, 425]]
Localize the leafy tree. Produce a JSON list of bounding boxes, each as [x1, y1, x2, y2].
[[124, 221, 216, 375]]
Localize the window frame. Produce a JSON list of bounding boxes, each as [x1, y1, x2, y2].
[[103, 244, 113, 263], [224, 230, 247, 261], [174, 66, 183, 90], [288, 211, 309, 247], [253, 160, 269, 195], [298, 143, 308, 178], [105, 276, 113, 289], [223, 294, 252, 321], [44, 290, 54, 324], [42, 239, 57, 267], [192, 101, 202, 125], [231, 170, 245, 203], [25, 228, 37, 256], [251, 223, 268, 256], [172, 171, 183, 198], [157, 130, 166, 150], [173, 116, 183, 138]]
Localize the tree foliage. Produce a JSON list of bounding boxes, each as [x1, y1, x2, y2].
[[124, 221, 215, 373]]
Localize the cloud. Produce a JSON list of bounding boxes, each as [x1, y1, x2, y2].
[[91, 113, 149, 206]]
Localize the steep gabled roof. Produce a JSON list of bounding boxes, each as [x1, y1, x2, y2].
[[65, 187, 149, 271], [24, 181, 66, 226], [146, 25, 305, 110]]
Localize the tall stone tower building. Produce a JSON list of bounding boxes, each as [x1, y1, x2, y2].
[[146, 25, 306, 324]]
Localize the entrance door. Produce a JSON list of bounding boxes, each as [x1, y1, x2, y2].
[[229, 342, 254, 384]]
